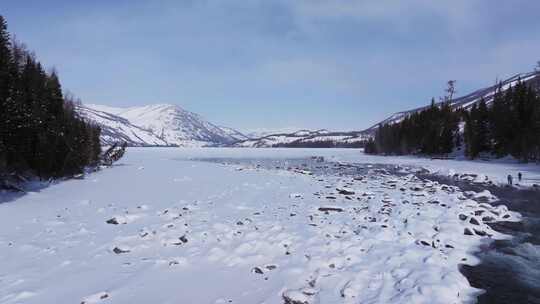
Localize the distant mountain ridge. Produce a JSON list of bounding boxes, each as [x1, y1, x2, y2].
[[233, 129, 370, 148], [76, 70, 540, 148], [76, 104, 247, 147], [236, 71, 540, 147], [244, 128, 305, 139]]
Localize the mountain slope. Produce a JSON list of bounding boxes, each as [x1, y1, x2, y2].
[[76, 105, 168, 147], [218, 126, 250, 141], [78, 104, 247, 147], [113, 104, 242, 146], [366, 71, 540, 133]]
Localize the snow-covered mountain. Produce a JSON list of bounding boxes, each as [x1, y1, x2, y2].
[[77, 104, 247, 147], [76, 105, 168, 147], [233, 129, 370, 148], [365, 71, 540, 133]]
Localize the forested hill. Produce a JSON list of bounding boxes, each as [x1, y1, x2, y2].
[[366, 71, 540, 163], [365, 70, 540, 134], [0, 15, 102, 179]]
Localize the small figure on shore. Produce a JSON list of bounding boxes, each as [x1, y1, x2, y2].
[[518, 172, 522, 182], [507, 174, 513, 186]]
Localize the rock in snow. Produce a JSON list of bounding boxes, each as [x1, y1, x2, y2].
[[318, 207, 344, 213], [282, 288, 318, 304]]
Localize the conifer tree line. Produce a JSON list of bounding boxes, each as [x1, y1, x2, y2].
[[365, 77, 540, 163], [464, 80, 540, 161], [364, 100, 460, 156], [0, 15, 102, 178]]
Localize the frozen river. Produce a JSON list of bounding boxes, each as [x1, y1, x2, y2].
[[0, 148, 538, 304]]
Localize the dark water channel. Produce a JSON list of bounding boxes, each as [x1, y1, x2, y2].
[[417, 173, 540, 304]]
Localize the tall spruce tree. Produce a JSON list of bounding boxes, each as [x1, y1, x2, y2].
[[490, 83, 510, 156], [475, 98, 491, 155], [0, 15, 14, 171], [463, 110, 474, 158], [534, 93, 540, 161]]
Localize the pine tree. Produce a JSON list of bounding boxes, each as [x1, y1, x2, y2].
[[475, 98, 491, 155], [534, 92, 540, 161], [0, 15, 13, 171], [490, 83, 509, 156], [439, 102, 458, 154], [0, 16, 11, 102], [463, 110, 474, 158]]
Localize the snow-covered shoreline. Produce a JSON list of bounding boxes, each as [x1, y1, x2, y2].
[[0, 148, 530, 303], [332, 151, 540, 189]]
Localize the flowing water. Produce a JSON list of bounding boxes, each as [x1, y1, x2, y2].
[[416, 173, 540, 304]]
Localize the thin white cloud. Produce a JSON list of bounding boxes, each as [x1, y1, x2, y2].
[[257, 57, 361, 92]]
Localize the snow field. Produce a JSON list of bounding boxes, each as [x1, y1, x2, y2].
[[0, 148, 522, 303]]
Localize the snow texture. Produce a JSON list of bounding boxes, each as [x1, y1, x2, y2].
[[1, 148, 536, 304]]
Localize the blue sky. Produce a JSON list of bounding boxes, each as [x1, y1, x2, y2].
[[3, 0, 540, 131]]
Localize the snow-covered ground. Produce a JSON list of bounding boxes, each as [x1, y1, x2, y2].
[[0, 148, 536, 304]]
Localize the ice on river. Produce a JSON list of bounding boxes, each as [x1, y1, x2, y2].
[[0, 148, 524, 304]]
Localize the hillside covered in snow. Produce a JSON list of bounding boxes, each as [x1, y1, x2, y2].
[[366, 71, 540, 133], [77, 104, 247, 147]]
